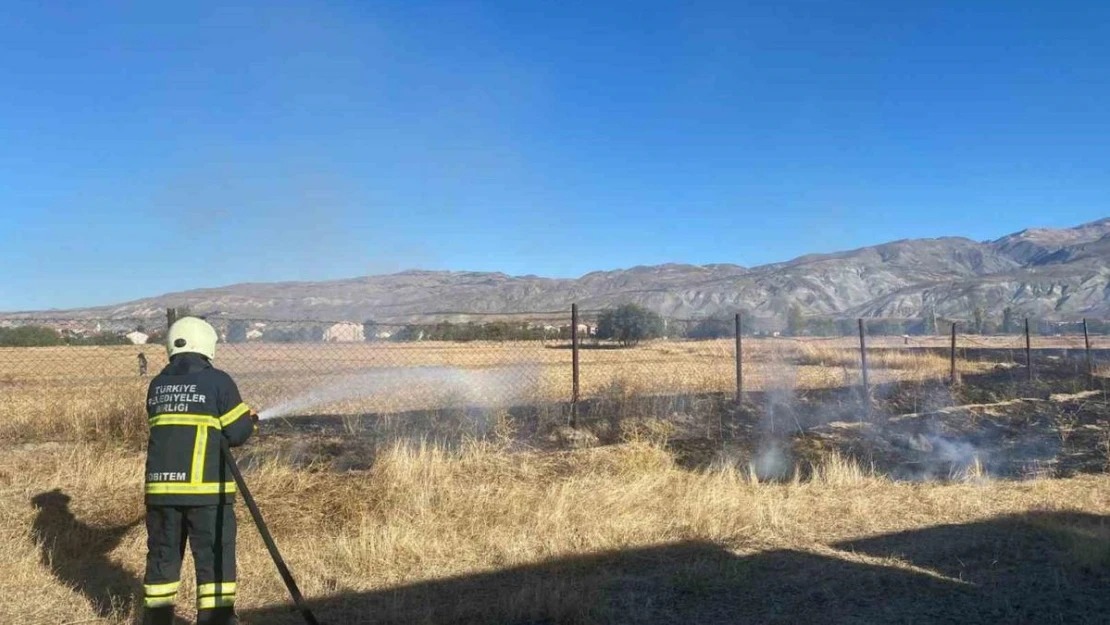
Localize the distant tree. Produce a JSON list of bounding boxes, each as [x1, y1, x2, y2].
[[1001, 307, 1019, 334], [833, 318, 857, 337], [982, 318, 999, 335], [786, 305, 807, 337], [264, 328, 297, 343], [921, 304, 939, 335], [305, 325, 325, 342], [74, 332, 131, 346], [869, 319, 908, 336], [362, 320, 378, 342], [389, 325, 422, 342], [596, 304, 664, 347], [686, 315, 733, 340], [260, 324, 324, 343], [226, 320, 250, 344], [910, 317, 932, 336], [0, 325, 64, 347], [457, 322, 480, 341], [808, 317, 837, 337], [1087, 319, 1110, 335], [485, 321, 509, 341], [972, 307, 986, 335]]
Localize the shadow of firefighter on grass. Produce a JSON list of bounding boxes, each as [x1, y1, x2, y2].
[[31, 488, 143, 619]]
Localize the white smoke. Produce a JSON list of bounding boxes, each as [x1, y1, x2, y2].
[[753, 441, 791, 480], [927, 434, 983, 467]]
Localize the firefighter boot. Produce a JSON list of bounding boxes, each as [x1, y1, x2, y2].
[[141, 606, 176, 625]]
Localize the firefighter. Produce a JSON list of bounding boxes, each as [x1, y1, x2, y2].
[[142, 317, 258, 625]]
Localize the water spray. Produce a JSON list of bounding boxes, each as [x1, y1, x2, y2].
[[257, 366, 534, 421]]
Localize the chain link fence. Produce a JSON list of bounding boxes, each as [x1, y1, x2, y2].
[[1, 309, 1107, 442]]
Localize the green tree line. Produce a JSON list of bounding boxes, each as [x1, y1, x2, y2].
[[388, 320, 560, 342], [0, 325, 132, 347]]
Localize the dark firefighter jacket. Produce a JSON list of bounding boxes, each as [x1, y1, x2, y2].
[[144, 353, 255, 506]]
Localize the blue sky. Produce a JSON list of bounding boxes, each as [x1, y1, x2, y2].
[[2, 1, 1108, 311]]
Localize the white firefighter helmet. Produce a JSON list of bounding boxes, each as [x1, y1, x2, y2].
[[166, 316, 218, 360]]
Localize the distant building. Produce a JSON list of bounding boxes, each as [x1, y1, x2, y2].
[[126, 331, 150, 345], [324, 322, 365, 342]]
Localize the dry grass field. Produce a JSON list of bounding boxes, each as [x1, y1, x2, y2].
[[1, 337, 1108, 623], [4, 434, 1110, 624], [0, 335, 1064, 441]]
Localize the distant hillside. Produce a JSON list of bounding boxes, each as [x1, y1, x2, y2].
[[5, 218, 1110, 328]]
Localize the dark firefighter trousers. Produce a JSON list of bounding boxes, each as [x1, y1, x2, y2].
[[144, 505, 238, 621]]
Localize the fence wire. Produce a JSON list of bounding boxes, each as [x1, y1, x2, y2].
[[1, 313, 1107, 439]]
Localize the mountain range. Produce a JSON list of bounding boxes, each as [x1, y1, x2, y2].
[[7, 218, 1110, 326]]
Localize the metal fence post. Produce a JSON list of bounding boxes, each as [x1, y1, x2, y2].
[[166, 307, 177, 328], [1025, 318, 1033, 381], [1084, 318, 1093, 381], [950, 322, 958, 385], [735, 313, 743, 402], [859, 319, 870, 415], [571, 303, 580, 429]]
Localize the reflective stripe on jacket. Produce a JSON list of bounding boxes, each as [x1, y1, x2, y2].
[[145, 353, 255, 506]]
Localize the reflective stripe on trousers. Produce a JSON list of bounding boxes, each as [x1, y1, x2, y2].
[[144, 505, 237, 611]]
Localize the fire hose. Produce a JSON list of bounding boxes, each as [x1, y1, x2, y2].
[[221, 436, 321, 625]]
